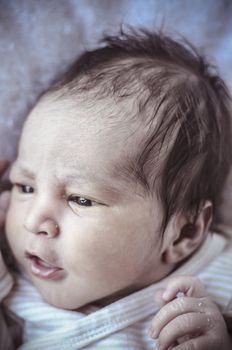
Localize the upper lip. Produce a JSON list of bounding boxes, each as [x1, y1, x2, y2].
[[25, 250, 62, 269]]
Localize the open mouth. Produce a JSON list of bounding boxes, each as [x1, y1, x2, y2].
[[25, 252, 63, 280]]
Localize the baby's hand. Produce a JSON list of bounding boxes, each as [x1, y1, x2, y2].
[[0, 191, 10, 226], [149, 275, 232, 350]]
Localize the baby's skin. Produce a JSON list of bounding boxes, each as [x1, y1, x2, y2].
[[150, 275, 232, 349]]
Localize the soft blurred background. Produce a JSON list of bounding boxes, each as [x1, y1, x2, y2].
[[0, 0, 232, 227]]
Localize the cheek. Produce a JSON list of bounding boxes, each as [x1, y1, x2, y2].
[[62, 212, 156, 282], [5, 202, 24, 252]]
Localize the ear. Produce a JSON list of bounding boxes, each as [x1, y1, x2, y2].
[[162, 201, 213, 265]]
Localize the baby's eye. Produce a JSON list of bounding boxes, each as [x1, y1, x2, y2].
[[15, 184, 34, 194], [68, 195, 95, 207]]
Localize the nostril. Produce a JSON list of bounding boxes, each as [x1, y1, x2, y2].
[[37, 221, 59, 238], [37, 230, 49, 236]]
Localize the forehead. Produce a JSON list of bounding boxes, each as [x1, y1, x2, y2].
[[24, 93, 138, 137], [19, 95, 145, 187], [22, 94, 139, 151]]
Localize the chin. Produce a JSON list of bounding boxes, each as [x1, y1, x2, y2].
[[40, 289, 89, 310]]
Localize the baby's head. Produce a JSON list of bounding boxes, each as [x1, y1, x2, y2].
[[5, 30, 232, 309]]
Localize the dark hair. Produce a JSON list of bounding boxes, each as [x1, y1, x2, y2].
[[46, 28, 232, 230]]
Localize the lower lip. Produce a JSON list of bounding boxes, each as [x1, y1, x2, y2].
[[27, 256, 64, 280]]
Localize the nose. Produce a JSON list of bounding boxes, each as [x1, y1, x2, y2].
[[23, 196, 60, 238]]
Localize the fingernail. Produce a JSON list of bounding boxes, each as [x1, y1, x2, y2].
[[148, 326, 158, 339]]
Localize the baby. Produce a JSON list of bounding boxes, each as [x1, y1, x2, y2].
[[0, 29, 232, 349]]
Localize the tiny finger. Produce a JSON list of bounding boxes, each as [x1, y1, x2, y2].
[[150, 297, 208, 338], [0, 192, 11, 227], [172, 334, 215, 350], [162, 276, 206, 302], [157, 312, 210, 350]]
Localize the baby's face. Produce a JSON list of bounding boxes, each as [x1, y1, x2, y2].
[[6, 96, 171, 309]]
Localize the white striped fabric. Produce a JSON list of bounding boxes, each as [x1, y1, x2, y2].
[[4, 232, 232, 350], [0, 252, 15, 350], [0, 252, 13, 302]]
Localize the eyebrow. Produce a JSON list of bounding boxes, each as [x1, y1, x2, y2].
[[59, 169, 126, 196], [11, 162, 104, 184], [10, 163, 34, 179], [10, 162, 125, 195]]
